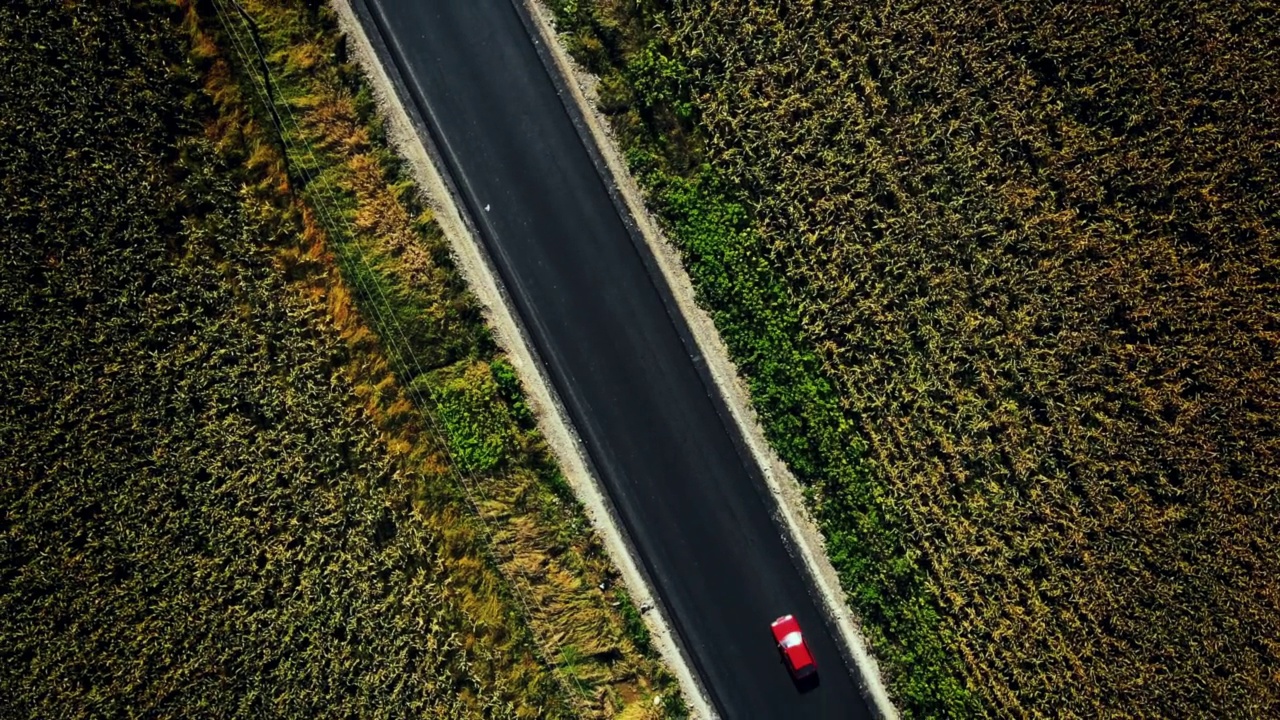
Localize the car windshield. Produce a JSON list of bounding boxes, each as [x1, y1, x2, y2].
[[781, 631, 803, 649]]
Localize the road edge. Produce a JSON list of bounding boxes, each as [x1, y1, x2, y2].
[[512, 2, 900, 717], [329, 1, 718, 717]]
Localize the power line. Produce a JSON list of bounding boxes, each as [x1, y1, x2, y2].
[[208, 0, 593, 710]]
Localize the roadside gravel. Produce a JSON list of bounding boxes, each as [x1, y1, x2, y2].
[[516, 1, 898, 717], [330, 1, 714, 715]]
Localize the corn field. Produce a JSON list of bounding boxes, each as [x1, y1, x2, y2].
[[550, 0, 1280, 716], [0, 0, 677, 717]]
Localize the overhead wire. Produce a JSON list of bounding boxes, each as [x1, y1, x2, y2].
[[208, 0, 593, 709]]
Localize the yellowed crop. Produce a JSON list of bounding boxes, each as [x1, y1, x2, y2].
[[551, 0, 1280, 716]]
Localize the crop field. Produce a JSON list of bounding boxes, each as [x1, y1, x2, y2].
[[0, 0, 676, 717], [201, 0, 682, 713], [549, 0, 1280, 716]]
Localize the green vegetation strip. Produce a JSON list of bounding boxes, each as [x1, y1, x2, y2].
[[549, 2, 971, 715]]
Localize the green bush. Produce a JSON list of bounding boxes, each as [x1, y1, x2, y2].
[[418, 362, 515, 474]]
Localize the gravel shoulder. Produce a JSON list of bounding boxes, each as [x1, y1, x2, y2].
[[330, 0, 714, 715], [517, 1, 897, 716]]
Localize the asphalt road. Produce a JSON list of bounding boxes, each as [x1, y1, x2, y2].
[[352, 1, 874, 717]]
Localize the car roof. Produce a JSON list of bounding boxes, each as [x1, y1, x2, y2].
[[783, 636, 816, 669]]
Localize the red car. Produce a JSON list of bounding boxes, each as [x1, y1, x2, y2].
[[771, 614, 817, 680]]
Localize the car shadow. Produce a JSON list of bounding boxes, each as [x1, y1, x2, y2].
[[793, 671, 821, 694]]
